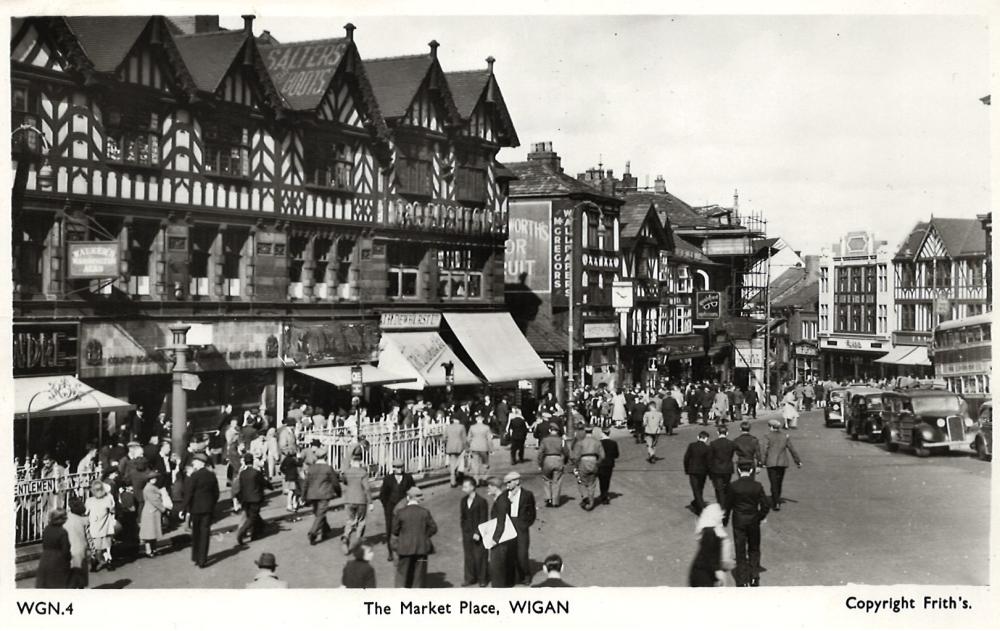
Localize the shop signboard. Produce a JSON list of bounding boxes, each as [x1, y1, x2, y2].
[[551, 206, 574, 308], [351, 365, 364, 397], [13, 322, 79, 377], [505, 201, 551, 293], [283, 320, 380, 367], [694, 291, 722, 320], [66, 241, 120, 279], [734, 339, 765, 369], [379, 312, 442, 330], [583, 322, 620, 340]]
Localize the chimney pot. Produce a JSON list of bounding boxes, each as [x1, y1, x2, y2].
[[428, 40, 439, 58], [486, 56, 495, 72], [242, 15, 254, 35], [344, 23, 356, 41]]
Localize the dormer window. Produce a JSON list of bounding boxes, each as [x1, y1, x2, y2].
[[396, 145, 433, 197], [105, 107, 160, 167], [203, 121, 249, 178], [306, 138, 353, 190]]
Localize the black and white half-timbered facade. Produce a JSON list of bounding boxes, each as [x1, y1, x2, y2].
[[11, 15, 535, 459]]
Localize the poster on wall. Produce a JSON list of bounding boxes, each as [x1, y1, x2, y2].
[[504, 201, 551, 293], [551, 206, 574, 308]]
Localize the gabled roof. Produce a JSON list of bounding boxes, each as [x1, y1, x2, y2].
[[63, 16, 151, 73], [363, 54, 436, 119], [259, 37, 350, 110], [174, 29, 249, 93], [446, 69, 491, 118], [767, 267, 809, 304], [622, 190, 706, 229], [506, 161, 622, 203], [673, 235, 719, 266], [619, 198, 670, 248], [773, 280, 819, 309], [895, 217, 987, 260]]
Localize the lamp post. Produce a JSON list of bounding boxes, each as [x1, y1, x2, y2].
[[165, 323, 191, 459], [566, 200, 603, 406]]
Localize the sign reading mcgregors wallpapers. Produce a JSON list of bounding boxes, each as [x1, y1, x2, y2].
[[551, 206, 574, 308], [505, 201, 551, 292], [79, 321, 282, 378]]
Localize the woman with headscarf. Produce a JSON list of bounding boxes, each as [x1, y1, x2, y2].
[[85, 479, 116, 571], [65, 496, 92, 588], [688, 502, 735, 587], [35, 508, 71, 588]]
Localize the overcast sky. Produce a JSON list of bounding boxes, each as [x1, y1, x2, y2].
[[221, 14, 990, 255]]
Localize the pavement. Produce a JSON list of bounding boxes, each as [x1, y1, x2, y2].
[[16, 407, 991, 588]]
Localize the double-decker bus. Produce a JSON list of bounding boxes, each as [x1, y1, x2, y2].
[[932, 312, 991, 415]]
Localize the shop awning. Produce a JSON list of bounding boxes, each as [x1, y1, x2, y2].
[[875, 345, 931, 366], [294, 365, 418, 388], [443, 312, 553, 383], [378, 332, 482, 390], [14, 375, 135, 420]]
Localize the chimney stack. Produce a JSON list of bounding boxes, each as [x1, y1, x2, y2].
[[803, 254, 821, 281], [654, 175, 666, 194], [527, 141, 561, 173], [486, 56, 495, 73], [428, 40, 439, 59], [242, 15, 254, 35], [344, 23, 356, 42], [621, 161, 638, 192]]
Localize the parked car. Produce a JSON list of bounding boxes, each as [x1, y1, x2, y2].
[[845, 387, 887, 441], [824, 388, 849, 427], [973, 400, 992, 461], [882, 388, 980, 457]]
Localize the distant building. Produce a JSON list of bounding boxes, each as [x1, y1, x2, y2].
[[768, 257, 820, 384]]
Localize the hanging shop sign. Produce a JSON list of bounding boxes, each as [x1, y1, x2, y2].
[[283, 320, 380, 367], [694, 291, 722, 320], [12, 322, 79, 377], [351, 365, 364, 397], [79, 320, 283, 378], [793, 342, 818, 357], [583, 322, 620, 340], [66, 241, 120, 279]]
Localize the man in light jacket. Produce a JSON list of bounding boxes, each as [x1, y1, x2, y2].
[[444, 415, 468, 487], [467, 413, 493, 486], [302, 450, 340, 545], [762, 419, 803, 511]]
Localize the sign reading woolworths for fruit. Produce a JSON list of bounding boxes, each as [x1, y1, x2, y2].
[[67, 241, 120, 279]]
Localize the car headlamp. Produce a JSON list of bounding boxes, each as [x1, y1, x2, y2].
[[936, 418, 946, 428], [964, 417, 975, 428]]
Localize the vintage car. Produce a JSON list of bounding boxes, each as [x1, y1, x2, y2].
[[844, 387, 887, 440], [824, 388, 849, 427], [973, 401, 992, 461], [882, 389, 980, 457]]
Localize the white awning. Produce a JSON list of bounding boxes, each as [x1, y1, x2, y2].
[[15, 375, 135, 420], [378, 332, 482, 390], [875, 345, 931, 366], [443, 312, 553, 383], [294, 364, 418, 388]]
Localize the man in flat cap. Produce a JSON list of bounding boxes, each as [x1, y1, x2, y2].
[[536, 424, 569, 508], [495, 471, 536, 585], [724, 461, 770, 587], [235, 452, 271, 546], [302, 450, 341, 545], [340, 445, 373, 555], [181, 452, 219, 568], [391, 486, 437, 588], [570, 426, 605, 511], [762, 419, 803, 512], [245, 552, 288, 589], [733, 421, 763, 480], [379, 458, 415, 561]]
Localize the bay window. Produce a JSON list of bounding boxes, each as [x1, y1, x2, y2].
[[306, 138, 353, 189], [105, 106, 160, 167]]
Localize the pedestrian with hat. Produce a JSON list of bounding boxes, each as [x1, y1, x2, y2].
[[570, 426, 605, 511], [763, 419, 803, 511], [379, 458, 415, 561], [643, 401, 665, 463], [724, 461, 771, 586], [459, 476, 489, 586], [467, 413, 493, 486], [683, 431, 712, 515], [594, 426, 619, 505], [485, 476, 515, 587], [505, 406, 529, 465], [496, 471, 536, 585], [391, 486, 438, 588], [181, 452, 219, 568], [708, 425, 737, 507], [342, 544, 377, 588], [302, 450, 341, 545], [444, 414, 468, 487], [139, 473, 167, 557], [35, 508, 71, 588], [245, 552, 288, 588], [340, 446, 374, 555], [733, 421, 763, 479], [536, 423, 569, 508], [235, 452, 272, 546]]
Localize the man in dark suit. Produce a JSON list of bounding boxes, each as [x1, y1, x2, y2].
[[596, 427, 619, 505], [181, 453, 219, 568], [532, 553, 573, 587], [302, 450, 340, 545], [724, 461, 771, 587], [235, 453, 272, 545], [453, 401, 472, 432], [682, 431, 711, 515], [378, 459, 415, 561], [459, 477, 489, 586], [708, 425, 737, 506], [391, 487, 438, 588], [505, 406, 529, 465], [661, 395, 681, 436], [733, 421, 763, 480], [495, 471, 536, 585]]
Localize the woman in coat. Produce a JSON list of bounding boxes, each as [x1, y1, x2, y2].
[[85, 480, 115, 570], [689, 503, 735, 587], [65, 497, 91, 588], [35, 508, 71, 588], [781, 389, 800, 429], [611, 390, 628, 428], [139, 475, 167, 557]]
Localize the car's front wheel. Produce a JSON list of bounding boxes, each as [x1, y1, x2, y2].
[[913, 437, 930, 458]]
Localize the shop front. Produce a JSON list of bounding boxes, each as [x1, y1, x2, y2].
[[79, 319, 284, 434], [657, 333, 706, 384], [581, 321, 620, 389], [792, 342, 820, 381], [819, 336, 890, 382]]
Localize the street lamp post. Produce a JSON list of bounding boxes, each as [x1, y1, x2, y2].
[[166, 323, 191, 459]]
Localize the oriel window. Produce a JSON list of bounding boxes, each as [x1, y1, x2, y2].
[[105, 107, 160, 167], [306, 138, 353, 189]]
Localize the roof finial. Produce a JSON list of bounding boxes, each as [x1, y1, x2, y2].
[[344, 23, 356, 42], [486, 56, 495, 73], [428, 40, 439, 59]]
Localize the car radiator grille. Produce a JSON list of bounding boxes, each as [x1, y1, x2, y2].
[[947, 416, 965, 442]]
